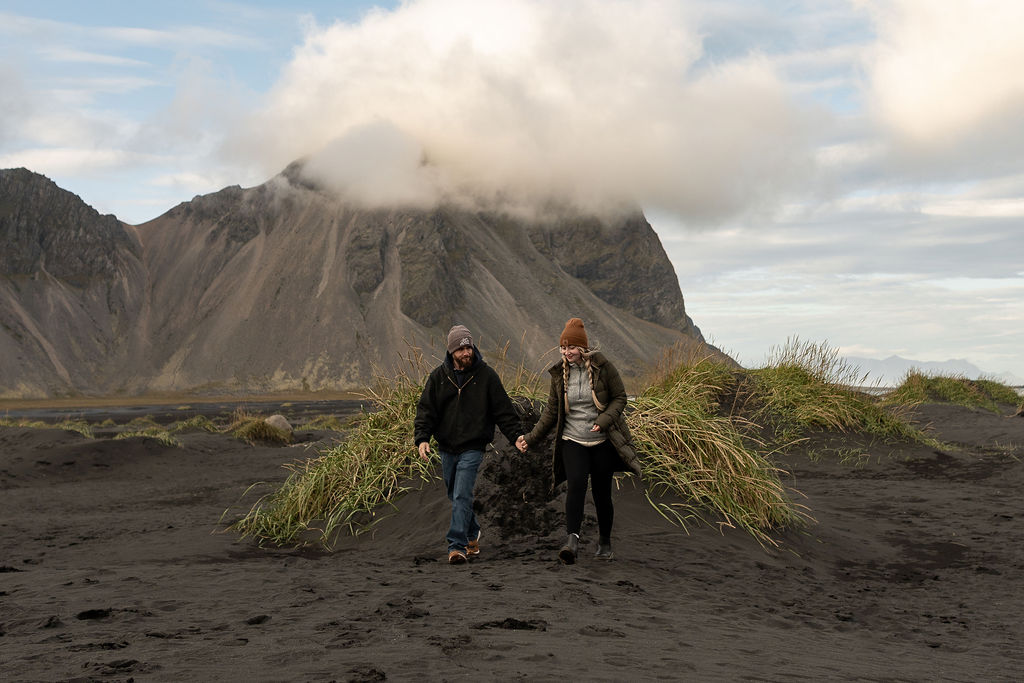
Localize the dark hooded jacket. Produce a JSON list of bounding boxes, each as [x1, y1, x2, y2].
[[414, 347, 521, 454], [524, 352, 641, 487]]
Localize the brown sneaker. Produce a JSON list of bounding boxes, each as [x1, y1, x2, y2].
[[466, 531, 481, 557], [448, 549, 467, 565]]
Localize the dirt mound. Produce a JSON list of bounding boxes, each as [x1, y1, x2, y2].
[[475, 398, 563, 539]]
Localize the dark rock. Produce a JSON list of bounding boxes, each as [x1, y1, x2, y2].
[[476, 398, 562, 538]]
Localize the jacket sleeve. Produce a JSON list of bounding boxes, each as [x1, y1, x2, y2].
[[488, 369, 523, 444], [414, 370, 438, 446], [594, 360, 628, 431], [525, 374, 560, 446]]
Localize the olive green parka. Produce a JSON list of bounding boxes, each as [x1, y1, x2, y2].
[[524, 352, 641, 488]]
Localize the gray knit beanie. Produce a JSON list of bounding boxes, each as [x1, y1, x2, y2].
[[446, 324, 473, 354]]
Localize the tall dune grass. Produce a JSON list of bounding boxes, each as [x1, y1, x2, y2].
[[229, 342, 547, 547], [629, 345, 807, 547], [227, 338, 944, 549], [229, 349, 435, 546]]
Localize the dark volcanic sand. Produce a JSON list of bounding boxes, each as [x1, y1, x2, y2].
[[2, 402, 1023, 681]]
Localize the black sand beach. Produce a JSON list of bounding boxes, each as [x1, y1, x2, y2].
[[2, 401, 1023, 681]]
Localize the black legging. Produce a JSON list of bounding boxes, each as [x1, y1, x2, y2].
[[561, 439, 616, 539]]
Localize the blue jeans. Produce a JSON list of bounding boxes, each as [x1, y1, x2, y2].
[[440, 449, 483, 553]]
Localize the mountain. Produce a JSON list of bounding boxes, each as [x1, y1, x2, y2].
[[843, 355, 1024, 388], [0, 166, 715, 398], [0, 168, 148, 397]]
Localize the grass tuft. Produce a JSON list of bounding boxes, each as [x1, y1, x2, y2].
[[114, 427, 182, 447], [171, 415, 219, 433], [486, 337, 548, 400], [227, 409, 292, 445]]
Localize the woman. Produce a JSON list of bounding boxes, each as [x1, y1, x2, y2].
[[516, 318, 641, 564]]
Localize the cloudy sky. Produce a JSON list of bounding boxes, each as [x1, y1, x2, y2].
[[1, 0, 1022, 380]]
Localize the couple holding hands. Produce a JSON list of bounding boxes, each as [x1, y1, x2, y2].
[[414, 318, 641, 565]]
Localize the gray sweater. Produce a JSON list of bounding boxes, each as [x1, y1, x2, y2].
[[561, 362, 606, 446]]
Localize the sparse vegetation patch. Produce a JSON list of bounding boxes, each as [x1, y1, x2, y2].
[[0, 417, 94, 438]]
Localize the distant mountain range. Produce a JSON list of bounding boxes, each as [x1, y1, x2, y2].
[[0, 166, 718, 399], [842, 355, 1024, 388]]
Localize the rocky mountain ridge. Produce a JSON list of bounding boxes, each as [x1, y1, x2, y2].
[[1, 166, 711, 398]]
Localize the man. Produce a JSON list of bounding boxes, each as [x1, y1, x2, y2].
[[415, 324, 523, 565]]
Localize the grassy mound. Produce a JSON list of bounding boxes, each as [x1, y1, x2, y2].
[[885, 371, 1020, 414], [748, 338, 932, 449]]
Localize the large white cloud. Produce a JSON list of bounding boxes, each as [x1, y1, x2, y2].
[[860, 0, 1024, 170], [226, 0, 816, 217]]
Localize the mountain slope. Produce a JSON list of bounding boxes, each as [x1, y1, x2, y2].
[[1, 166, 712, 397], [0, 169, 147, 397]]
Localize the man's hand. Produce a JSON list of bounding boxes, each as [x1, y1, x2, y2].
[[418, 441, 431, 460], [515, 435, 528, 453]]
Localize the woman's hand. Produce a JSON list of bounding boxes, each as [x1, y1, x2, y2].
[[515, 435, 528, 452], [590, 424, 602, 432]]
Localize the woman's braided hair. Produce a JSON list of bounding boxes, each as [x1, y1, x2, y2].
[[562, 349, 606, 413]]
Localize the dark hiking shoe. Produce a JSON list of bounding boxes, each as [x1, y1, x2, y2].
[[467, 531, 481, 558], [595, 536, 613, 560], [448, 549, 467, 565], [558, 533, 579, 565]]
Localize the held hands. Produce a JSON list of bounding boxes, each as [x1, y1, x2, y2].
[[514, 426, 598, 453], [418, 441, 431, 461]]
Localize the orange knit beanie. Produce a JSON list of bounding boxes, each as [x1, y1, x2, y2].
[[559, 318, 588, 348]]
